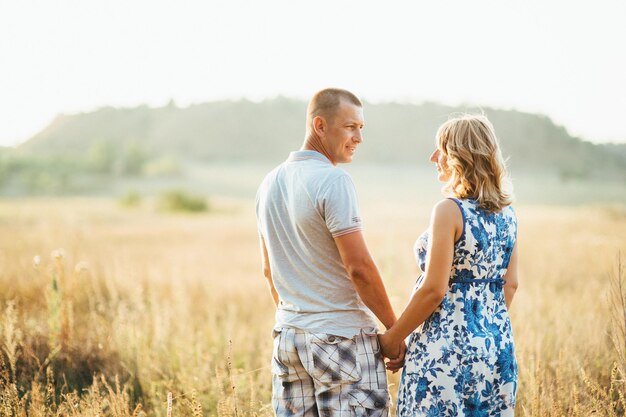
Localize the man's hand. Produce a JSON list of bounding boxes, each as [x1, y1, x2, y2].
[[378, 332, 400, 358], [378, 331, 406, 373], [385, 341, 406, 373]]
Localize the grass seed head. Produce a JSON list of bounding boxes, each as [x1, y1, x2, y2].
[[51, 249, 65, 261]]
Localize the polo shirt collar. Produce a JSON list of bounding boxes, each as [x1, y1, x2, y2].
[[287, 150, 332, 165]]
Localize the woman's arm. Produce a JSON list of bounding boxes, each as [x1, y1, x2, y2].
[[379, 199, 460, 359], [503, 241, 518, 309]]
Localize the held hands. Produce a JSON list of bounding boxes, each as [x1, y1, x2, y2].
[[378, 331, 406, 373]]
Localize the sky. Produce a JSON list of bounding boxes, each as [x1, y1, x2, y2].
[[1, 0, 625, 146]]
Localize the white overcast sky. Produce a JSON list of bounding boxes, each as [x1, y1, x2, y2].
[[1, 0, 625, 146]]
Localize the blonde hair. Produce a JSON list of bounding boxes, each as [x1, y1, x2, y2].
[[437, 114, 514, 212]]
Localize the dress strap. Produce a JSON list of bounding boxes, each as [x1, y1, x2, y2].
[[446, 198, 466, 245]]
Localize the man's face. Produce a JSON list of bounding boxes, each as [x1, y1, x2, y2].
[[323, 101, 364, 164]]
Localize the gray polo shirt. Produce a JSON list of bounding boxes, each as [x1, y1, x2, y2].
[[256, 150, 378, 338]]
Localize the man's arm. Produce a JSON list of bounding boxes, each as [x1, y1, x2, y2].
[[334, 231, 397, 330], [260, 237, 279, 306]]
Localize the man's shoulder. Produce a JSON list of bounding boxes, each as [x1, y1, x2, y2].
[[259, 163, 285, 185], [258, 161, 354, 195], [256, 164, 284, 199], [301, 165, 355, 198], [318, 165, 352, 182], [324, 167, 355, 188]]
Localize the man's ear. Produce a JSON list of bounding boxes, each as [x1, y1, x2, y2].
[[312, 116, 326, 136]]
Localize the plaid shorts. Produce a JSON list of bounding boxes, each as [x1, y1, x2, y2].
[[271, 328, 390, 417]]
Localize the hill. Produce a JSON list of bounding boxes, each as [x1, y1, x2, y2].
[[16, 98, 626, 181], [2, 98, 624, 197]]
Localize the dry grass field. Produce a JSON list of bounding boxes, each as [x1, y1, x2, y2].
[[0, 195, 625, 416]]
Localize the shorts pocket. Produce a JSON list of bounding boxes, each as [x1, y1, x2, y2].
[[306, 333, 361, 383], [362, 331, 381, 356], [349, 388, 390, 417], [271, 330, 288, 377]]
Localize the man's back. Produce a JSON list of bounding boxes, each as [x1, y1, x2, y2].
[[256, 150, 377, 337], [258, 89, 396, 417]]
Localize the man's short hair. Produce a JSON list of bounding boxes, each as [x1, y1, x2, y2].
[[307, 88, 362, 130]]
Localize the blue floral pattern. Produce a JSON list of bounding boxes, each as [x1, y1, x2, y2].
[[397, 198, 518, 417]]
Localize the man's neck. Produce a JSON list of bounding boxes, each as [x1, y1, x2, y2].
[[301, 135, 335, 165]]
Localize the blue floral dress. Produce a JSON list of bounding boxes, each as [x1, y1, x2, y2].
[[397, 198, 518, 417]]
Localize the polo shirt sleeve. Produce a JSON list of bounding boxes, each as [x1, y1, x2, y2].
[[322, 174, 364, 238]]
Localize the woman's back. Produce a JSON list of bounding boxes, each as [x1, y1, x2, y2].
[[416, 198, 517, 282]]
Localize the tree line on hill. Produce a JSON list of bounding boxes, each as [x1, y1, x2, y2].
[[0, 98, 624, 194]]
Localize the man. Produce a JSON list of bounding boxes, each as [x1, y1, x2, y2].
[[256, 88, 402, 417]]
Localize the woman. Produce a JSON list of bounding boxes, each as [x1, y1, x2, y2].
[[380, 114, 519, 416]]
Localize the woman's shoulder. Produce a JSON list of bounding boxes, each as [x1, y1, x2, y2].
[[431, 198, 464, 224], [441, 197, 475, 214], [434, 198, 462, 213]]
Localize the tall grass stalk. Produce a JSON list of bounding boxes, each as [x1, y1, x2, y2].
[[0, 198, 623, 415]]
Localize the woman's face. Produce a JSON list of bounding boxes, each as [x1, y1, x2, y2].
[[429, 145, 451, 182]]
